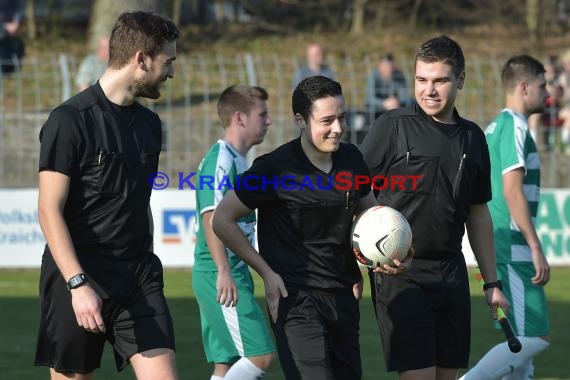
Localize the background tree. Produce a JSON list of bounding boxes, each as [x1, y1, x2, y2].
[[87, 0, 163, 50], [25, 0, 36, 39]]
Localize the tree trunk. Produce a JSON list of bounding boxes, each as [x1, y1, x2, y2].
[[172, 0, 183, 26], [25, 0, 37, 39], [350, 0, 368, 35], [526, 0, 541, 47], [88, 0, 162, 50], [214, 0, 225, 23], [408, 0, 423, 30]]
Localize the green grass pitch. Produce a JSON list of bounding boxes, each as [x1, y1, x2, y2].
[[0, 267, 568, 379]]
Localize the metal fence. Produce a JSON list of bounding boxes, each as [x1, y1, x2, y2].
[[1, 52, 569, 187]]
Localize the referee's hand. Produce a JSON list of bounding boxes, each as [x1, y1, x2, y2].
[[373, 246, 414, 274], [71, 285, 106, 334], [262, 271, 288, 323]]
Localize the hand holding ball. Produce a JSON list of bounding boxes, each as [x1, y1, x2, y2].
[[352, 206, 412, 268]]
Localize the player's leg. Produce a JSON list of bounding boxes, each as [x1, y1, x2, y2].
[[371, 262, 438, 375], [193, 270, 240, 377], [399, 367, 436, 380], [433, 256, 471, 380], [35, 253, 107, 377], [319, 292, 362, 379], [130, 348, 178, 380], [223, 268, 274, 380], [49, 369, 94, 379], [271, 290, 333, 380], [459, 263, 550, 380], [110, 254, 177, 377], [501, 357, 532, 380]]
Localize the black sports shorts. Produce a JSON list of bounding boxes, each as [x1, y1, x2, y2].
[[35, 251, 175, 373], [271, 288, 362, 380], [368, 254, 471, 372]]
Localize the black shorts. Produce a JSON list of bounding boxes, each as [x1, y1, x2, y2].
[[271, 288, 362, 380], [34, 250, 175, 373], [368, 254, 470, 372]]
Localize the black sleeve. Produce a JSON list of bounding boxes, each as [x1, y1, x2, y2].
[[471, 129, 492, 204], [358, 113, 397, 177], [234, 154, 278, 210], [38, 105, 84, 176]]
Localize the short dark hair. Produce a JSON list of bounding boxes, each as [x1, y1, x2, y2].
[[501, 55, 546, 91], [292, 75, 343, 122], [108, 10, 180, 69], [415, 35, 465, 78], [217, 85, 269, 128]]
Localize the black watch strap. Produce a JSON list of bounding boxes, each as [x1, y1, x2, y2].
[[66, 273, 88, 290], [483, 280, 503, 291]]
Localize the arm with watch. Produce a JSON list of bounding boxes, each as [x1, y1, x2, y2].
[[38, 170, 106, 333], [465, 203, 511, 319]]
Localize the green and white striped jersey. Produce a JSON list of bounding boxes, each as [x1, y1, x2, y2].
[[193, 140, 256, 271], [485, 109, 540, 263]]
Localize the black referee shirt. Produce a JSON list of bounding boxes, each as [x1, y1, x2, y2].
[[360, 103, 491, 260], [235, 138, 371, 291], [38, 83, 162, 259]]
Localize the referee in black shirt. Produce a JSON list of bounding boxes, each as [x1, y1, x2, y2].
[[360, 35, 510, 380], [35, 11, 180, 379], [214, 76, 412, 380]]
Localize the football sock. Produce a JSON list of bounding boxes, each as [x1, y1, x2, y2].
[[459, 337, 549, 380], [562, 128, 570, 144], [501, 358, 534, 379], [224, 357, 266, 380], [210, 376, 224, 380]]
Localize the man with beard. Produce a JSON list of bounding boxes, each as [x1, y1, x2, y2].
[[34, 11, 180, 380], [460, 55, 551, 380]]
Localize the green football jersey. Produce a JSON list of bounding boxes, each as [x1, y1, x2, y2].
[[485, 109, 540, 263], [193, 140, 256, 271]]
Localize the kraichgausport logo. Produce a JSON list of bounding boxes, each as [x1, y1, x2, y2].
[[148, 172, 422, 191]]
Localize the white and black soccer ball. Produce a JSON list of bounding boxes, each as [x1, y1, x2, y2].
[[352, 205, 412, 268]]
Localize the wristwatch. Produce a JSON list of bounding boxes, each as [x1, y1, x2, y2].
[[483, 280, 503, 291], [66, 273, 88, 290]]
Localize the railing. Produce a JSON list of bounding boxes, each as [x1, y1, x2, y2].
[[1, 53, 568, 187]]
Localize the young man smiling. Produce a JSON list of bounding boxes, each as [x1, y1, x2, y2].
[[212, 75, 410, 380], [360, 35, 510, 380]]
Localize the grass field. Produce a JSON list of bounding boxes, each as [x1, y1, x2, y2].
[[1, 267, 569, 379]]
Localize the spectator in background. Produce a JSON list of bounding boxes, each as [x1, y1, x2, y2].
[[0, 0, 25, 74], [365, 53, 410, 121], [291, 43, 335, 88], [76, 36, 110, 92], [555, 48, 570, 153]]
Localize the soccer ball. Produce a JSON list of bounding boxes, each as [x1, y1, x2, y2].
[[352, 205, 412, 268]]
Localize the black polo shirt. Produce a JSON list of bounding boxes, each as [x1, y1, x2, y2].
[[38, 83, 161, 259], [360, 104, 491, 260], [235, 138, 370, 291]]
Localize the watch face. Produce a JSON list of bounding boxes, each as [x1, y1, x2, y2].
[[68, 274, 86, 289]]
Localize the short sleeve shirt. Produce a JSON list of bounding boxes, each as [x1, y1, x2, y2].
[[485, 109, 540, 263], [360, 104, 492, 259], [234, 138, 370, 291], [38, 83, 162, 259], [193, 140, 256, 271]]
